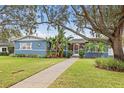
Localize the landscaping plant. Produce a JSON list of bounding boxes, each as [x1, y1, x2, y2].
[[95, 58, 124, 72], [47, 27, 73, 58], [79, 49, 85, 58]]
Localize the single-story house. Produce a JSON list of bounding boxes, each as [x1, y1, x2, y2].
[[13, 35, 117, 58], [0, 40, 9, 53], [13, 35, 48, 57]]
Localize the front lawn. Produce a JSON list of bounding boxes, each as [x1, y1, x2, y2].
[[0, 56, 65, 88], [49, 59, 124, 88]]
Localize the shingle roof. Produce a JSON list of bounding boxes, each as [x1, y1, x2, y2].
[[0, 40, 9, 46], [13, 35, 46, 41], [70, 39, 87, 43]]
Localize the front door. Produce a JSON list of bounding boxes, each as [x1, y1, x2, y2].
[[73, 44, 79, 54]]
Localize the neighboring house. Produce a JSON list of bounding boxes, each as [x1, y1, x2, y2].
[[0, 40, 9, 53], [13, 35, 48, 57]]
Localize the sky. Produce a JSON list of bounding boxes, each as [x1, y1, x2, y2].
[[33, 5, 92, 39], [0, 5, 93, 39], [36, 24, 91, 39], [36, 24, 92, 39]]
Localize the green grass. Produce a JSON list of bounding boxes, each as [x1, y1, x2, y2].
[[0, 56, 65, 88], [49, 59, 124, 88]]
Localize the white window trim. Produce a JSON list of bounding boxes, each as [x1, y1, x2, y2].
[[2, 47, 7, 52], [19, 43, 32, 50]]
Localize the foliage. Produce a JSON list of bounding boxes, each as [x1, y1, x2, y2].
[[79, 49, 85, 58], [85, 42, 107, 53], [8, 46, 14, 54], [39, 5, 123, 41], [39, 5, 124, 60], [1, 5, 124, 60], [47, 27, 73, 58], [9, 54, 15, 57], [0, 5, 38, 41], [0, 52, 9, 56], [47, 50, 72, 58], [97, 42, 107, 52], [47, 50, 58, 58], [0, 30, 22, 41], [85, 42, 96, 52], [11, 54, 42, 58], [95, 58, 124, 72], [65, 50, 73, 58]]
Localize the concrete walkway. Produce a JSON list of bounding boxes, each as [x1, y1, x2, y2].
[[10, 58, 78, 88]]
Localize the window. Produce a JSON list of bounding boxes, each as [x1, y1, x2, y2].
[[2, 48, 7, 52], [20, 43, 32, 50]]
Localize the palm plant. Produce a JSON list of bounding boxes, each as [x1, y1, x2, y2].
[[56, 27, 72, 57], [85, 42, 106, 53], [97, 42, 107, 53], [47, 37, 57, 57], [47, 27, 73, 57], [85, 42, 96, 52]]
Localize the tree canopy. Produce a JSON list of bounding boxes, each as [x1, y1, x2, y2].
[[38, 5, 124, 60], [0, 5, 38, 40], [0, 5, 124, 60]]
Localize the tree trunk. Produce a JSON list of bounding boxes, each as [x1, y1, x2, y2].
[[110, 23, 124, 61], [111, 37, 124, 61]]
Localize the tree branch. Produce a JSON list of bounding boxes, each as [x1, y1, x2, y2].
[[43, 6, 51, 22], [80, 5, 113, 39], [71, 5, 83, 17], [0, 5, 6, 13], [61, 24, 109, 43]]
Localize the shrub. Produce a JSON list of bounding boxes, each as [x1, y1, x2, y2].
[[79, 49, 85, 58], [63, 50, 67, 58], [11, 54, 42, 58], [9, 54, 15, 57], [95, 58, 124, 72], [8, 47, 14, 54], [47, 50, 73, 58], [0, 52, 9, 56], [47, 50, 58, 58], [66, 50, 72, 58], [15, 54, 25, 57]]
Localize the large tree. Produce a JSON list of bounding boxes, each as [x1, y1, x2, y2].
[[0, 5, 38, 40], [37, 5, 124, 61], [0, 5, 124, 61]]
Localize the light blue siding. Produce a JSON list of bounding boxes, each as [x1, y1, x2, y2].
[[14, 40, 47, 57], [84, 52, 108, 58]]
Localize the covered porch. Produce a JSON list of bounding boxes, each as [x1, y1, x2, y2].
[[68, 38, 108, 58], [69, 39, 87, 57]]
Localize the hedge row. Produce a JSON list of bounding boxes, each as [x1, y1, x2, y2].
[[9, 54, 43, 58], [95, 58, 124, 72]]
